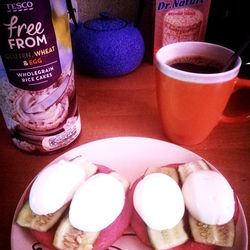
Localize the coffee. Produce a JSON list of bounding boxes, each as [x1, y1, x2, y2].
[[167, 56, 223, 74]]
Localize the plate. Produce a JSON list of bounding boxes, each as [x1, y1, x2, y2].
[[11, 136, 248, 250]]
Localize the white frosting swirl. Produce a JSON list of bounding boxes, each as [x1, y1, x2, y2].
[[14, 91, 69, 131]]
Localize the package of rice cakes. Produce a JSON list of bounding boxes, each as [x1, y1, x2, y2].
[[154, 0, 211, 55]]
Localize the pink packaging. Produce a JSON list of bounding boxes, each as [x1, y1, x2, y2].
[[154, 0, 211, 55], [0, 0, 81, 153]]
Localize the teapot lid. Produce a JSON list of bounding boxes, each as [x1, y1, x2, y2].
[[83, 12, 128, 31]]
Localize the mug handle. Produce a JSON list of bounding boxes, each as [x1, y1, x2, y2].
[[220, 77, 250, 123]]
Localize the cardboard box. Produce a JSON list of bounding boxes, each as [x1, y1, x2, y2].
[[154, 0, 211, 55]]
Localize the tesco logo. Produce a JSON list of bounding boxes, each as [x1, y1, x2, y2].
[[5, 1, 34, 12]]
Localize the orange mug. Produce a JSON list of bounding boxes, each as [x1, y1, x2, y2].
[[155, 41, 250, 145]]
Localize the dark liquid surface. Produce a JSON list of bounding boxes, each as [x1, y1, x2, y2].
[[170, 62, 221, 73], [168, 56, 223, 74]]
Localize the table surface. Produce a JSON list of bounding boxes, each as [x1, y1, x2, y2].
[[0, 63, 249, 249]]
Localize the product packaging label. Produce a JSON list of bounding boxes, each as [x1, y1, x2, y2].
[[0, 0, 81, 153], [0, 0, 62, 91], [154, 0, 211, 55]]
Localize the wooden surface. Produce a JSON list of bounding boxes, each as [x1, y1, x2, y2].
[[0, 63, 249, 249]]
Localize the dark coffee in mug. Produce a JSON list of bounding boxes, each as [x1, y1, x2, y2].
[[167, 56, 224, 74], [155, 42, 245, 145]]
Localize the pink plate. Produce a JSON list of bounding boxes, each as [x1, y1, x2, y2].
[[11, 136, 248, 250]]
